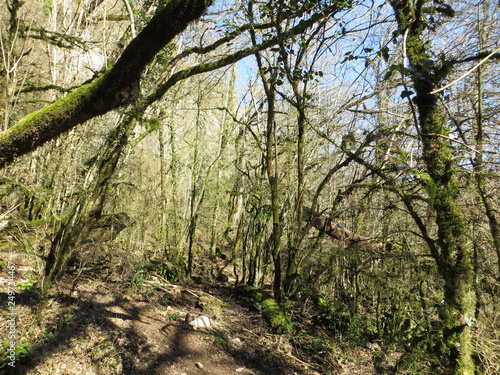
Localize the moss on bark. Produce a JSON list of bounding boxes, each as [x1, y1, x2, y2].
[[389, 1, 476, 374], [0, 0, 214, 168]]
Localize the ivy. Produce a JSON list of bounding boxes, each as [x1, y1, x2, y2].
[[383, 63, 414, 80]]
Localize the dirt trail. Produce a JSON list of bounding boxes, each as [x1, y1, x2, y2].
[[1, 252, 376, 374], [1, 269, 316, 374]]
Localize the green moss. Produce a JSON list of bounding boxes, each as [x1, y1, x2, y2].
[[261, 298, 291, 333], [236, 284, 291, 333], [212, 334, 228, 350], [27, 219, 46, 227], [0, 78, 103, 167], [14, 81, 93, 126], [197, 295, 226, 317], [236, 284, 273, 301], [167, 313, 180, 321], [315, 296, 328, 309]]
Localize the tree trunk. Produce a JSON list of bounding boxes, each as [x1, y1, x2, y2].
[[472, 0, 500, 277], [266, 87, 283, 300], [0, 0, 213, 167], [41, 114, 133, 297], [248, 1, 283, 300], [158, 112, 169, 258], [389, 1, 475, 373], [167, 104, 181, 262], [187, 97, 203, 278]]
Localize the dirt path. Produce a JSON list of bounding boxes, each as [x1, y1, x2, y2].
[[2, 269, 321, 375], [1, 252, 376, 375]]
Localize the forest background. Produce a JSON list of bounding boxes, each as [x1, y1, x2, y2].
[[0, 0, 499, 374]]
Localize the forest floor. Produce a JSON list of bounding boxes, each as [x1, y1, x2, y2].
[[1, 251, 377, 375]]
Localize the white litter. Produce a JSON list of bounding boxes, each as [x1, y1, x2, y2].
[[189, 315, 211, 330]]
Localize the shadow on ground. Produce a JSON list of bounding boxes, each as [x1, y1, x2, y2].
[[1, 274, 312, 375]]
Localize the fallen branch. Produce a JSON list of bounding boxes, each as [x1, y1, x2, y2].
[[302, 206, 383, 251]]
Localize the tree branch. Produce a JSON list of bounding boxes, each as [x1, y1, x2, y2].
[[145, 3, 344, 106], [302, 206, 384, 251], [431, 45, 500, 94], [0, 0, 346, 169], [0, 0, 214, 168]]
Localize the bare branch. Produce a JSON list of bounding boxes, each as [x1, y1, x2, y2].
[[431, 45, 500, 94]]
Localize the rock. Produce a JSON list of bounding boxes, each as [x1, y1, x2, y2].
[[195, 362, 204, 368], [368, 342, 382, 351], [196, 294, 225, 317], [216, 273, 229, 282], [188, 315, 211, 330]]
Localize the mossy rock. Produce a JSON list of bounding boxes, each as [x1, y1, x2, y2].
[[236, 284, 291, 333], [197, 294, 226, 318], [235, 284, 272, 301]]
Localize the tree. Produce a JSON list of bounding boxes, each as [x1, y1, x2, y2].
[[0, 0, 214, 167], [0, 0, 352, 169], [388, 1, 492, 373], [2, 1, 498, 372]]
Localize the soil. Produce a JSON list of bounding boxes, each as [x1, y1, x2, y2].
[[0, 252, 376, 375]]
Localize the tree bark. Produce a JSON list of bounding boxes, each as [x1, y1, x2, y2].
[[0, 0, 213, 168], [390, 1, 475, 374]]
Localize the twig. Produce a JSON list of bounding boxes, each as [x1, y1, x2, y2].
[[0, 203, 20, 220], [402, 27, 409, 69], [151, 272, 177, 287], [431, 44, 500, 94], [122, 0, 136, 38], [284, 352, 320, 370], [143, 279, 174, 293], [421, 133, 479, 153]]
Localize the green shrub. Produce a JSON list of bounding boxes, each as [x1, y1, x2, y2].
[[345, 313, 372, 347]]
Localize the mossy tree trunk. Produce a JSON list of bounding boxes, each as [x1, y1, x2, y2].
[[0, 0, 213, 168], [248, 2, 283, 300], [259, 79, 283, 299], [236, 284, 290, 333], [389, 1, 475, 374], [41, 115, 134, 297]]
